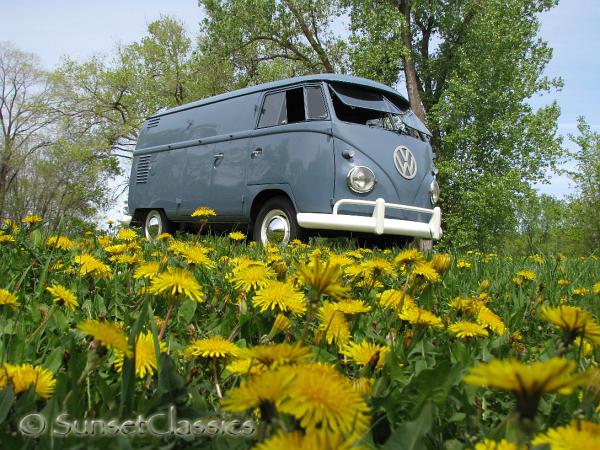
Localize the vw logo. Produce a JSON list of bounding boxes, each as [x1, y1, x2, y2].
[[393, 146, 418, 179]]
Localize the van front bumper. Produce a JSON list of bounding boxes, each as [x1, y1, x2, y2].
[[296, 198, 442, 240]]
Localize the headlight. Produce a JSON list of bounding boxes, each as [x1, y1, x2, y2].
[[347, 166, 376, 193], [430, 178, 440, 204]]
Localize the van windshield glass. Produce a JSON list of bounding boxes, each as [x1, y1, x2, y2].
[[329, 84, 430, 140]]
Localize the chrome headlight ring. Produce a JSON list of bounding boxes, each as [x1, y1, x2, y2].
[[347, 166, 376, 194]]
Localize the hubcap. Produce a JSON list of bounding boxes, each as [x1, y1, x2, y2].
[[145, 212, 162, 240], [261, 209, 290, 245]]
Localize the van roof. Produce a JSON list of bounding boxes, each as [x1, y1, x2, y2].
[[153, 74, 409, 118]]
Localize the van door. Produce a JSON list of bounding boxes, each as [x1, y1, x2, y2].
[[249, 85, 334, 214]]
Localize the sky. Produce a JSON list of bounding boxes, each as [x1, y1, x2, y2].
[[0, 0, 599, 219]]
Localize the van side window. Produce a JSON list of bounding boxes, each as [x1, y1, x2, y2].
[[305, 86, 327, 119], [258, 91, 286, 128], [285, 88, 305, 124]]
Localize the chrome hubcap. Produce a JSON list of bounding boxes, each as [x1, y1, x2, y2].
[[261, 209, 290, 245], [145, 212, 162, 240]]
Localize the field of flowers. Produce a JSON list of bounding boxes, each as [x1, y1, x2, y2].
[[0, 215, 599, 449]]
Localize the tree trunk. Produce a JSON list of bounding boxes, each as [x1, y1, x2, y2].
[[398, 0, 427, 123]]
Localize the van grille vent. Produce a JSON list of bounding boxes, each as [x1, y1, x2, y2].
[[147, 117, 160, 129], [136, 155, 151, 184]]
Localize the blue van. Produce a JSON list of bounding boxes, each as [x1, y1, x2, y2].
[[123, 74, 441, 245]]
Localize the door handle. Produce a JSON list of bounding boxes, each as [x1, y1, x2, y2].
[[214, 152, 224, 159], [250, 148, 263, 159]]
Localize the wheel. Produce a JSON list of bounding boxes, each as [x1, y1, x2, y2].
[[143, 209, 173, 240], [253, 196, 302, 246]]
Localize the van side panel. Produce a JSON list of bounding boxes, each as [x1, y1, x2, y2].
[[247, 121, 334, 214]]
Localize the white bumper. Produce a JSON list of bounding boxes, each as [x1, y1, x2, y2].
[[296, 198, 442, 240], [119, 202, 133, 227]]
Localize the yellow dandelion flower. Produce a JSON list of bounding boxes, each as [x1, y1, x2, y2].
[[278, 363, 370, 434], [97, 235, 112, 247], [114, 332, 166, 378], [394, 248, 424, 267], [134, 261, 161, 280], [327, 254, 354, 268], [110, 253, 140, 265], [378, 289, 414, 310], [477, 306, 506, 335], [228, 231, 246, 241], [474, 439, 518, 450], [0, 288, 19, 308], [240, 343, 311, 368], [74, 253, 111, 278], [410, 261, 440, 282], [116, 228, 137, 242], [592, 281, 600, 295], [530, 254, 545, 264], [22, 215, 42, 224], [47, 235, 73, 250], [399, 306, 444, 328], [353, 377, 375, 397], [252, 280, 306, 315], [449, 297, 481, 314], [359, 257, 394, 278], [178, 245, 216, 268], [332, 299, 371, 315], [558, 279, 570, 287], [341, 341, 390, 369], [448, 321, 489, 339], [183, 336, 239, 359], [229, 262, 275, 292], [317, 302, 351, 347], [221, 366, 294, 414], [540, 305, 600, 345], [426, 254, 450, 276], [104, 243, 127, 255], [270, 314, 292, 335], [77, 320, 132, 357], [0, 234, 15, 244], [456, 259, 471, 269], [46, 284, 78, 312], [225, 358, 264, 376], [465, 357, 589, 419], [516, 270, 536, 281], [573, 287, 590, 296], [532, 420, 600, 450], [191, 206, 217, 218], [149, 267, 204, 302], [2, 363, 56, 399], [255, 429, 362, 450], [344, 250, 363, 259], [3, 219, 19, 233], [295, 256, 349, 300]]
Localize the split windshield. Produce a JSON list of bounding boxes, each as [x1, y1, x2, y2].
[[329, 83, 430, 141]]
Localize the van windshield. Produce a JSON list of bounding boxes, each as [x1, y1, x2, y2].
[[329, 83, 430, 141]]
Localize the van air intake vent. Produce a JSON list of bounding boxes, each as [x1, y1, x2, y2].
[[136, 155, 151, 184], [147, 117, 160, 129]]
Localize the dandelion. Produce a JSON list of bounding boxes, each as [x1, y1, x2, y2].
[[183, 336, 239, 360], [399, 306, 444, 329], [134, 261, 161, 280], [474, 439, 518, 450], [47, 235, 74, 250], [22, 215, 42, 224], [558, 279, 570, 287], [191, 206, 217, 218], [0, 234, 15, 244], [228, 231, 246, 241], [295, 256, 349, 300], [114, 332, 166, 378], [229, 262, 275, 292], [46, 284, 78, 312], [317, 302, 351, 347], [177, 245, 216, 268], [327, 254, 354, 268], [252, 280, 307, 315], [593, 281, 600, 295], [270, 314, 292, 335], [353, 377, 375, 397], [378, 289, 414, 310], [240, 343, 312, 368], [332, 299, 371, 315], [359, 257, 394, 278], [464, 357, 589, 419], [278, 363, 370, 434], [225, 358, 264, 376], [394, 248, 424, 267], [515, 270, 536, 281], [411, 261, 440, 282], [448, 321, 489, 339], [74, 254, 111, 278], [116, 228, 138, 242], [431, 253, 452, 274], [532, 420, 600, 450], [254, 430, 361, 450], [0, 288, 19, 308], [77, 320, 132, 357], [341, 341, 390, 369], [477, 306, 506, 335], [149, 267, 204, 303], [104, 243, 127, 255], [540, 305, 600, 345], [456, 259, 471, 269], [573, 287, 590, 296], [2, 363, 56, 399], [110, 254, 140, 265]]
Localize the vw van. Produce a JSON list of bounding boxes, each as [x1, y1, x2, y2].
[[124, 74, 442, 245]]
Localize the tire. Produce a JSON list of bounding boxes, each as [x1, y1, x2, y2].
[[143, 209, 173, 240], [253, 196, 302, 246]]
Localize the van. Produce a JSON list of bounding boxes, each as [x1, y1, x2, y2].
[[123, 74, 442, 245]]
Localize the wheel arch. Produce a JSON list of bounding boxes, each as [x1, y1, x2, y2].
[[249, 188, 297, 225]]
